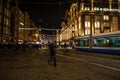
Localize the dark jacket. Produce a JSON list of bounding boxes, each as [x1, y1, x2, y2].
[[49, 43, 56, 56]]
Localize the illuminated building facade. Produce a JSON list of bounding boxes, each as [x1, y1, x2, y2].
[[0, 0, 2, 43], [29, 20, 40, 42], [0, 0, 37, 44], [18, 9, 25, 41], [10, 0, 19, 43], [24, 12, 31, 41], [18, 10, 39, 43], [57, 0, 120, 51], [18, 10, 35, 42], [0, 0, 11, 43]]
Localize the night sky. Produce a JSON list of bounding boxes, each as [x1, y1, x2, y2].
[[18, 0, 75, 34]]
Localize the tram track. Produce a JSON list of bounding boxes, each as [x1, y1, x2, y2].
[[56, 49, 120, 72]]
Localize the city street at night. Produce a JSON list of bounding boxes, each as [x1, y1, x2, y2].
[[0, 48, 120, 80], [0, 0, 120, 80]]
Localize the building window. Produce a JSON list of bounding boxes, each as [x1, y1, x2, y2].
[[75, 20, 78, 37], [95, 22, 100, 28], [0, 15, 1, 23], [85, 7, 90, 10], [78, 17, 82, 36], [4, 18, 10, 26], [94, 16, 100, 34], [103, 15, 109, 20], [85, 16, 90, 35], [111, 17, 118, 31], [85, 22, 90, 28]]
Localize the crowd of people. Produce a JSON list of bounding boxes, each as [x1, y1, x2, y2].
[[0, 40, 43, 51]]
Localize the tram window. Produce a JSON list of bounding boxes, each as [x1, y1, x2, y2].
[[109, 37, 115, 47], [109, 37, 120, 47], [96, 38, 104, 47], [93, 39, 97, 46], [114, 37, 120, 47], [79, 39, 89, 46], [93, 36, 120, 47], [93, 38, 109, 47]]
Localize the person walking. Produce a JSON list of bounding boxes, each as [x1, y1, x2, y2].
[[48, 41, 57, 67]]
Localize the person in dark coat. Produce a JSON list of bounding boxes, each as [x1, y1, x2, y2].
[[48, 41, 57, 67]]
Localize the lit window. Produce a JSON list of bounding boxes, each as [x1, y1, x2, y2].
[[4, 18, 9, 26], [85, 16, 90, 35], [85, 7, 90, 10], [112, 17, 118, 31], [95, 22, 100, 28], [85, 22, 90, 27], [94, 7, 99, 11], [103, 15, 109, 20]]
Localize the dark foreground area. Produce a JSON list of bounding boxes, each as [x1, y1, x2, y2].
[[0, 49, 120, 80]]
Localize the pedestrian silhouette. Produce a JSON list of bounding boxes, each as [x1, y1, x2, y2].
[[48, 41, 57, 67]]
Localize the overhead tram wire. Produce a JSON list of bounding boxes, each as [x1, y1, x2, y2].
[[19, 1, 77, 5], [41, 28, 61, 31], [19, 27, 61, 31]]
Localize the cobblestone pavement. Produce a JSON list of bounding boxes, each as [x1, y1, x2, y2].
[[0, 49, 120, 80]]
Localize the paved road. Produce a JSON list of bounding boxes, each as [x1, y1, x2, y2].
[[0, 49, 120, 80]]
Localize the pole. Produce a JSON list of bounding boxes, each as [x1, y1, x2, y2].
[[89, 14, 93, 51]]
